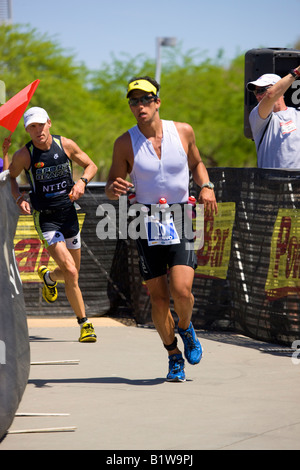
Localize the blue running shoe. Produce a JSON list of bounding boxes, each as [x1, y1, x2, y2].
[[166, 354, 186, 382], [178, 322, 202, 364]]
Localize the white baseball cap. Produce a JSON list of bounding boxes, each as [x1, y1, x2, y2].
[[23, 106, 49, 128], [247, 73, 281, 91]]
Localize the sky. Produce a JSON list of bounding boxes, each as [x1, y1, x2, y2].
[[11, 0, 300, 71]]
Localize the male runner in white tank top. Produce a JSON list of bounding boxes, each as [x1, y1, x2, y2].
[[106, 76, 218, 381]]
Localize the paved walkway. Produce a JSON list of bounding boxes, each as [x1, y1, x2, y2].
[[1, 317, 300, 451]]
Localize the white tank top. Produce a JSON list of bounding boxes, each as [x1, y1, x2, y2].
[[129, 120, 189, 204]]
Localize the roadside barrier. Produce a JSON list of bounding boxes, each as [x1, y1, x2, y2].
[[0, 172, 30, 441], [13, 168, 300, 346]]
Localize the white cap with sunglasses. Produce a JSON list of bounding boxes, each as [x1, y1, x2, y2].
[[247, 73, 281, 92]]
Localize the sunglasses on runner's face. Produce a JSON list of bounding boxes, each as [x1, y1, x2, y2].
[[128, 95, 156, 106], [254, 86, 271, 96]]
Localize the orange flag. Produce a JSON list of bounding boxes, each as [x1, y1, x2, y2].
[[0, 79, 40, 132]]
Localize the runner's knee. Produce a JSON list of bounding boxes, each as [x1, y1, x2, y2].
[[62, 262, 79, 284], [171, 285, 192, 304], [150, 292, 170, 311]]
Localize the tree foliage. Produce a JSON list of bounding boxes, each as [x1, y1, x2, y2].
[[0, 23, 258, 180]]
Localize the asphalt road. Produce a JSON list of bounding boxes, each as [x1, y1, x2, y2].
[[1, 317, 300, 452]]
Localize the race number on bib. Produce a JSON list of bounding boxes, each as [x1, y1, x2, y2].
[[144, 216, 180, 246]]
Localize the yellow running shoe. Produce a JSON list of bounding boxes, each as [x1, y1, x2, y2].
[[38, 265, 58, 303], [79, 323, 97, 343]]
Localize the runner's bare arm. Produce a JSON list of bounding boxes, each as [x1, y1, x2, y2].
[[2, 135, 11, 171], [9, 148, 31, 214], [61, 137, 98, 201], [176, 122, 218, 214], [105, 133, 134, 200]]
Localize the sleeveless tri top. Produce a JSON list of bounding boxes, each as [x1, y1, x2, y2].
[[129, 120, 189, 204], [25, 135, 74, 211]]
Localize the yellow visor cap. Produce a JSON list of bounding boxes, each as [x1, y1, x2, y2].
[[126, 79, 157, 98]]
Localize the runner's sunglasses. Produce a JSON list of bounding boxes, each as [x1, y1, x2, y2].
[[128, 95, 157, 106]]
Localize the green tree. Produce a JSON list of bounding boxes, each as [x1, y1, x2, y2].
[[91, 49, 257, 171], [159, 53, 256, 167], [0, 24, 104, 178], [0, 23, 261, 181]]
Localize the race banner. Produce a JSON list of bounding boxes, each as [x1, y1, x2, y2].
[[14, 213, 86, 282], [196, 202, 236, 279], [265, 208, 300, 299]]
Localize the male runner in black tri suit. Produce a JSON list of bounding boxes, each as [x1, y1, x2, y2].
[[9, 107, 98, 342]]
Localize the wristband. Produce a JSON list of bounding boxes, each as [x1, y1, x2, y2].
[[290, 68, 300, 78], [200, 181, 214, 190], [15, 195, 23, 205], [80, 177, 88, 186]]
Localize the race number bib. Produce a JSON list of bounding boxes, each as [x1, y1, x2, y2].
[[144, 215, 180, 246]]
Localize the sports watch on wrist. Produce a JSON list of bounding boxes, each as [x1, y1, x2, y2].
[[200, 181, 214, 190], [80, 177, 88, 186]]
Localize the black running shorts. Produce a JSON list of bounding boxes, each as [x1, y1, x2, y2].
[[135, 235, 197, 280], [33, 204, 80, 249]]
